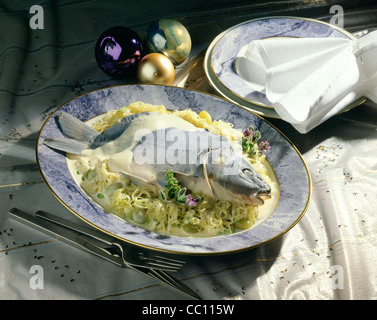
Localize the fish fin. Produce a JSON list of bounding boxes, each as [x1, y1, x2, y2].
[[170, 171, 191, 178], [169, 171, 196, 188], [120, 171, 150, 186], [201, 163, 215, 197], [167, 169, 215, 198], [43, 138, 89, 155], [155, 170, 192, 187], [155, 171, 168, 187], [89, 112, 147, 149], [198, 152, 215, 197], [58, 112, 99, 142]]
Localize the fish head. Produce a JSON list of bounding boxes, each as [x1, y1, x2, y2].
[[205, 150, 271, 205]]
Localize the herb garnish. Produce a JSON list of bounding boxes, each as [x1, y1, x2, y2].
[[242, 126, 271, 156], [159, 170, 200, 206]]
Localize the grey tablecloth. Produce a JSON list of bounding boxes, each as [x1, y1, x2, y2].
[[1, 0, 377, 300]]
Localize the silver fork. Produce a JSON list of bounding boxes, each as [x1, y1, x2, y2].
[[9, 208, 200, 299], [34, 210, 185, 272]]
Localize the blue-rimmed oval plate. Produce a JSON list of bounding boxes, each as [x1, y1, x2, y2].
[[37, 84, 311, 255]]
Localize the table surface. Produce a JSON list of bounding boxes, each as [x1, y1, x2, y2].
[[1, 0, 377, 300]]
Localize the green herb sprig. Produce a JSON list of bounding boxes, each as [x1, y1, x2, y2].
[[158, 170, 200, 206], [241, 126, 271, 157]]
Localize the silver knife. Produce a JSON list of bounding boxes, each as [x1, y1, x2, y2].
[[9, 208, 201, 300], [35, 210, 185, 273]]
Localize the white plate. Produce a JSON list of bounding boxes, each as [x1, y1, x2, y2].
[[205, 16, 364, 117]]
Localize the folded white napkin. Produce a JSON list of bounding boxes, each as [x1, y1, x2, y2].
[[236, 31, 377, 133]]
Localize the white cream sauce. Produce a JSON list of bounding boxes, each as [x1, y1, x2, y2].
[[79, 112, 201, 177]]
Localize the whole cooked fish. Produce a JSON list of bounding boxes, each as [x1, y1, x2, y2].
[[43, 111, 271, 205]]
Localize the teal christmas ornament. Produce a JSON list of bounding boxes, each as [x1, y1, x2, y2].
[[146, 19, 191, 66]]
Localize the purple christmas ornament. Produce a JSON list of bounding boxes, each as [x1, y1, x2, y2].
[[95, 26, 144, 78]]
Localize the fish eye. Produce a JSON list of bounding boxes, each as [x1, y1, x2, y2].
[[242, 168, 254, 176]]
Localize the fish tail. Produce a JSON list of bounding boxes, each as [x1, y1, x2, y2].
[[58, 112, 99, 143], [43, 137, 89, 155]]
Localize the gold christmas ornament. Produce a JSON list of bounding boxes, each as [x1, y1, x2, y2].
[[137, 53, 175, 85]]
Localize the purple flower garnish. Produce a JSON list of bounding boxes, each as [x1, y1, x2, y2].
[[258, 140, 271, 152], [186, 194, 199, 207], [243, 127, 255, 138]]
